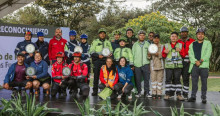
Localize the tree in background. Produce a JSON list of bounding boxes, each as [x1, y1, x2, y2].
[[35, 0, 104, 34], [1, 5, 47, 26], [79, 0, 149, 43], [153, 0, 220, 71], [110, 11, 196, 43]]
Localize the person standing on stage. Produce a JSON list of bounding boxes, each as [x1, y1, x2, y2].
[[188, 28, 212, 104]]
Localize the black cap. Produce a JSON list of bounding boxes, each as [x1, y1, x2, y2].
[[17, 53, 25, 57], [154, 34, 160, 39]]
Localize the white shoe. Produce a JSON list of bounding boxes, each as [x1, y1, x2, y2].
[[146, 94, 152, 98], [128, 94, 132, 100], [135, 93, 141, 98], [117, 94, 122, 99]]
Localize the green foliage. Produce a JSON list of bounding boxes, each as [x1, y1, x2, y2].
[[0, 93, 62, 116], [35, 0, 104, 34], [74, 98, 97, 116], [1, 5, 47, 26], [170, 104, 191, 116], [111, 11, 196, 44], [211, 103, 220, 116], [154, 0, 220, 71], [74, 97, 150, 116]]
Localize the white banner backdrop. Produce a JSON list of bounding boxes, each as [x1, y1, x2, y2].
[[0, 27, 70, 85]]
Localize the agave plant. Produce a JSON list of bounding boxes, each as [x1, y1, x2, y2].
[[170, 104, 192, 116], [75, 97, 150, 116], [150, 107, 163, 116], [74, 98, 97, 116], [211, 103, 220, 116], [0, 93, 62, 116]]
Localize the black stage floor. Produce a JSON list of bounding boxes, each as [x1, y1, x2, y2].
[[0, 89, 219, 116]]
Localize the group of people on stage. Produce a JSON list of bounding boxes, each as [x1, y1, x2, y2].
[[3, 26, 212, 103]]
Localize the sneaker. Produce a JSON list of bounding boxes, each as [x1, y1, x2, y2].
[[72, 91, 78, 98], [164, 95, 170, 100], [183, 94, 188, 100], [11, 89, 17, 97], [202, 99, 207, 104], [117, 94, 122, 99], [188, 97, 196, 102], [128, 94, 132, 100], [146, 94, 152, 98], [135, 93, 141, 98], [177, 95, 185, 101], [92, 92, 98, 96]]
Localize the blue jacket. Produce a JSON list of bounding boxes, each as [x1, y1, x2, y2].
[[111, 40, 120, 52], [80, 43, 91, 64], [14, 40, 38, 64], [30, 60, 50, 79], [35, 41, 50, 65], [64, 40, 80, 58], [4, 62, 29, 84], [116, 65, 133, 85]]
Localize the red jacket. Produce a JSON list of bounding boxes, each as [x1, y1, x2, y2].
[[99, 67, 119, 87], [48, 36, 67, 60], [51, 61, 68, 83], [177, 38, 195, 59], [162, 42, 185, 58], [68, 62, 88, 78]]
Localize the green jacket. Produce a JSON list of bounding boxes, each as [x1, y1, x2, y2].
[[89, 38, 113, 55], [188, 40, 212, 73], [132, 40, 150, 67], [114, 47, 133, 65]]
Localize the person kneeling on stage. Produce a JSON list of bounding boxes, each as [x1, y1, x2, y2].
[[3, 53, 32, 95], [51, 52, 69, 97], [28, 51, 51, 96], [115, 57, 133, 100], [99, 57, 119, 99], [68, 52, 89, 98]]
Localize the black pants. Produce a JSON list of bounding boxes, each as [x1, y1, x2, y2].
[[134, 64, 150, 94], [51, 80, 68, 97], [68, 78, 90, 97], [182, 61, 190, 96], [9, 80, 28, 88], [191, 65, 208, 99], [114, 83, 133, 95], [165, 68, 182, 96], [93, 60, 105, 93]]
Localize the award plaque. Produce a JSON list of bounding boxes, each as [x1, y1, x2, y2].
[[148, 44, 158, 54], [25, 44, 35, 53], [62, 67, 71, 76], [26, 67, 36, 76]]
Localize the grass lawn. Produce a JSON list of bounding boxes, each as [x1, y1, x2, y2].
[[187, 78, 220, 91], [90, 77, 220, 91], [209, 72, 220, 76]]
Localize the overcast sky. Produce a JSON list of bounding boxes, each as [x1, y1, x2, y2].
[[120, 0, 152, 9]]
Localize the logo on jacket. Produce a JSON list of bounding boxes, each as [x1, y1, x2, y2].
[[119, 72, 126, 80]]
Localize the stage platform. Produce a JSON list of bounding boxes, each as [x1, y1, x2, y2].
[[0, 89, 219, 115]]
